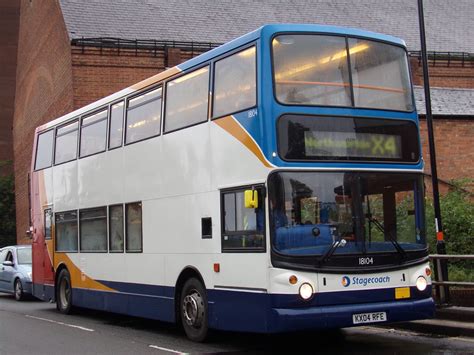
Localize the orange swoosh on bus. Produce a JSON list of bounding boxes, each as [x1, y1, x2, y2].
[[55, 254, 116, 292], [130, 67, 181, 91], [214, 115, 273, 168]]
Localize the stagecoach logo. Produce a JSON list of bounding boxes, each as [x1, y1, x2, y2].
[[342, 276, 351, 287], [342, 275, 391, 288]]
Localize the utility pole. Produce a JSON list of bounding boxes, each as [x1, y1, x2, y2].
[[417, 0, 449, 304]]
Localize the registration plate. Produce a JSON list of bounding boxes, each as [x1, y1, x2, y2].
[[352, 311, 387, 324]]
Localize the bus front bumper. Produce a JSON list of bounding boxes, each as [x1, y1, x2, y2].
[[268, 297, 435, 333]]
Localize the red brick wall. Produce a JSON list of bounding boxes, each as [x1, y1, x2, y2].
[[0, 0, 20, 175], [410, 58, 474, 88], [13, 0, 74, 244], [71, 46, 201, 109], [419, 118, 474, 187]]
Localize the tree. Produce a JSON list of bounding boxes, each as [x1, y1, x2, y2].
[[0, 160, 16, 247]]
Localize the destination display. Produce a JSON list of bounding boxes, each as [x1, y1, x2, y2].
[[278, 114, 420, 162], [304, 131, 402, 159]]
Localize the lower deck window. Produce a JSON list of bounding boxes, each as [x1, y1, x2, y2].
[[55, 211, 78, 252], [80, 207, 107, 252], [221, 187, 265, 252], [109, 205, 124, 252], [126, 202, 142, 252]]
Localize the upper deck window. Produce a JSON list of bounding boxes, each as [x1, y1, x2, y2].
[[126, 88, 162, 144], [349, 38, 413, 111], [272, 34, 414, 112], [80, 109, 107, 157], [109, 101, 124, 149], [55, 120, 79, 165], [165, 67, 209, 132], [35, 130, 54, 170], [213, 47, 257, 118]]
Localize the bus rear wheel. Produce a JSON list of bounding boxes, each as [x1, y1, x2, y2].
[[56, 269, 73, 314], [180, 278, 208, 342]]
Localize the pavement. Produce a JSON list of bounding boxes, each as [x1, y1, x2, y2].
[[386, 306, 474, 338]]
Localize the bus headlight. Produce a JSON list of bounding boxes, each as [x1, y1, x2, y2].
[[416, 276, 427, 291], [299, 282, 313, 300]]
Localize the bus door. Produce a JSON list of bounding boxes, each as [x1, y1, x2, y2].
[[32, 206, 55, 300]]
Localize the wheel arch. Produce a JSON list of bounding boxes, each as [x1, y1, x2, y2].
[[174, 266, 206, 324]]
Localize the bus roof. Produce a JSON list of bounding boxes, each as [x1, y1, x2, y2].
[[36, 24, 406, 133]]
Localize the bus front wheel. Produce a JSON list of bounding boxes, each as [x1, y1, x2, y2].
[[180, 278, 209, 342], [56, 269, 73, 314]]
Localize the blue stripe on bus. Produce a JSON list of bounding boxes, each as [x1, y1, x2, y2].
[[68, 280, 433, 333]]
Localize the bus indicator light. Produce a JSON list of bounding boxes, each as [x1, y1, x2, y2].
[[289, 275, 298, 284], [213, 263, 220, 273]]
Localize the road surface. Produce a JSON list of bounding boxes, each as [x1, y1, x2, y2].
[[1, 293, 473, 354]]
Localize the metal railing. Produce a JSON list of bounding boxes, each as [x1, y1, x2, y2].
[[429, 254, 474, 305], [409, 51, 474, 67], [71, 37, 222, 56]]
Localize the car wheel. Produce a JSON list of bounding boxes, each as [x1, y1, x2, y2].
[[56, 269, 73, 314], [14, 279, 24, 301], [180, 278, 209, 342]]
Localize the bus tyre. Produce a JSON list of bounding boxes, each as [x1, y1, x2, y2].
[[56, 269, 73, 314], [14, 279, 24, 301], [180, 278, 209, 342]]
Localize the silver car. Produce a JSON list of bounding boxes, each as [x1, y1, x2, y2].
[[0, 245, 33, 301]]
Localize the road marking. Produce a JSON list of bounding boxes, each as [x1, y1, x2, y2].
[[148, 345, 185, 354], [25, 315, 94, 332]]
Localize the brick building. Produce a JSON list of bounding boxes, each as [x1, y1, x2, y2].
[[8, 0, 474, 243]]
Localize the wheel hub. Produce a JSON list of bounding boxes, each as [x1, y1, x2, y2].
[[182, 291, 204, 327]]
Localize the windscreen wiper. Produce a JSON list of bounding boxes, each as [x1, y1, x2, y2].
[[318, 238, 347, 266], [365, 214, 406, 260]]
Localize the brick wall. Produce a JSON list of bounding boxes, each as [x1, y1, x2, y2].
[[0, 0, 20, 175], [71, 46, 202, 109], [13, 0, 74, 244], [419, 117, 474, 190], [410, 57, 474, 89]]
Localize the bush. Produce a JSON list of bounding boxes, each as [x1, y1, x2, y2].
[[0, 161, 16, 247], [425, 179, 474, 282]]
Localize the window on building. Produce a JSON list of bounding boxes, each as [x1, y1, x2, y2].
[[55, 211, 78, 252], [55, 120, 79, 164], [126, 202, 142, 252], [165, 67, 209, 132], [80, 207, 107, 252], [109, 101, 124, 149], [80, 109, 108, 157], [35, 130, 54, 170], [213, 47, 257, 118], [221, 187, 265, 252], [109, 204, 124, 252], [126, 88, 162, 144]]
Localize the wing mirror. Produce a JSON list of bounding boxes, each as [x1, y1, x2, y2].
[[244, 190, 259, 209], [2, 261, 14, 267]]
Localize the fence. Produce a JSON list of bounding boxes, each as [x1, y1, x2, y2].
[[430, 254, 474, 305]]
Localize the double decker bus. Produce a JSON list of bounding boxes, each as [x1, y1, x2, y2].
[[31, 24, 434, 341]]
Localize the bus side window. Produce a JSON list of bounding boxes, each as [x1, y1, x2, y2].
[[109, 204, 124, 252], [44, 208, 53, 240], [55, 120, 79, 165], [221, 187, 265, 252], [55, 211, 78, 252], [213, 46, 256, 118], [109, 101, 124, 149], [80, 109, 107, 158], [126, 202, 142, 253], [35, 130, 54, 170], [165, 67, 209, 133]]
